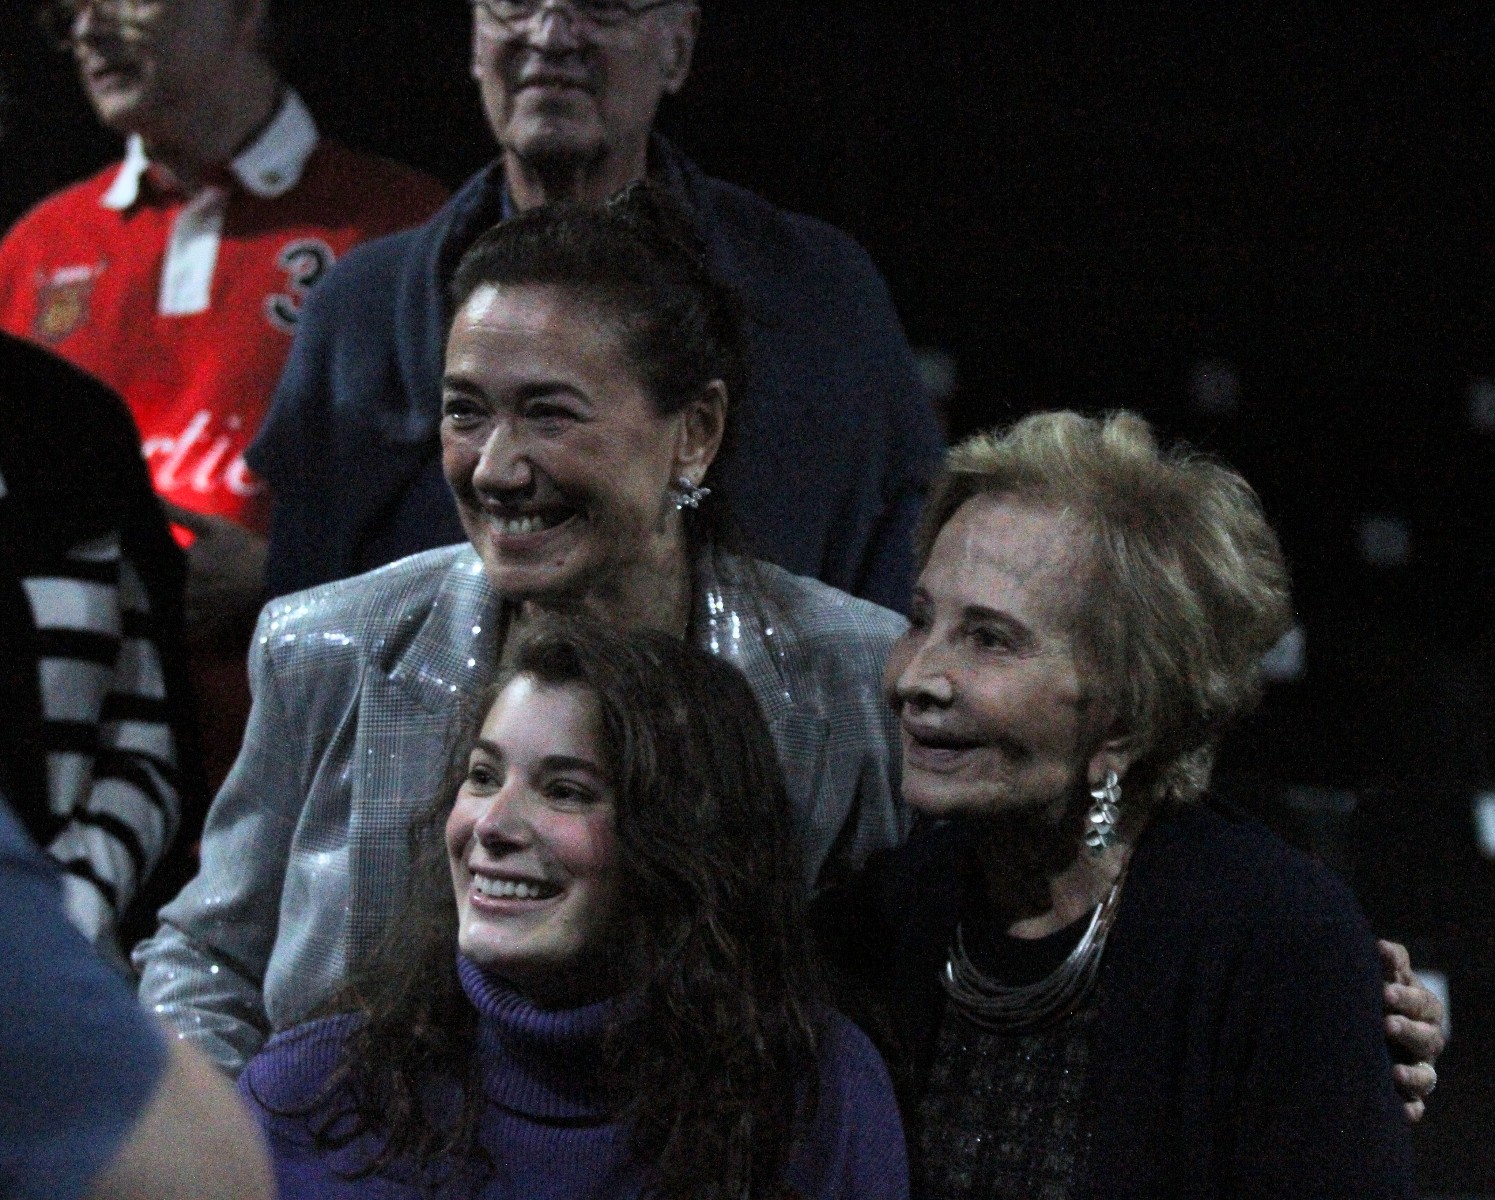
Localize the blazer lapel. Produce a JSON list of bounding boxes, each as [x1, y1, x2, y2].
[[345, 550, 505, 961], [695, 552, 830, 846]]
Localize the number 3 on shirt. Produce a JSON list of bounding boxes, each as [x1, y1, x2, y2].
[[264, 239, 335, 334]]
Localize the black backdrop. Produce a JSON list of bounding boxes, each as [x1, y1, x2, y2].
[[4, 3, 1494, 1190]]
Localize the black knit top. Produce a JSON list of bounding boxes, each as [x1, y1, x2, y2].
[[915, 913, 1098, 1199], [815, 801, 1416, 1200]]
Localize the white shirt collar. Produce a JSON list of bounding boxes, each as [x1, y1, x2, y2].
[[100, 88, 319, 211]]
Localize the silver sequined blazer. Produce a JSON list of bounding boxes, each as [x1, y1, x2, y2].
[[134, 545, 908, 1075]]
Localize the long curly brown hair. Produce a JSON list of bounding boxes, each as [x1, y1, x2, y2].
[[294, 620, 823, 1198]]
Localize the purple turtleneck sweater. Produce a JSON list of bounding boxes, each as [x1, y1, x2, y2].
[[238, 957, 909, 1199]]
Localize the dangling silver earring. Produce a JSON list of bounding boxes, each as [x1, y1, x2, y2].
[[670, 477, 711, 511], [1084, 769, 1121, 856]]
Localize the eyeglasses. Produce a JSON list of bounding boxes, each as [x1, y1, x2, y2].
[[38, 0, 160, 50], [472, 0, 682, 34]]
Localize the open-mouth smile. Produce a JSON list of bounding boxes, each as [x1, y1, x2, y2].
[[473, 874, 563, 901], [485, 505, 577, 540]]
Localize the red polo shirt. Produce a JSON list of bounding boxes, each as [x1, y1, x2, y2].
[[0, 90, 449, 535]]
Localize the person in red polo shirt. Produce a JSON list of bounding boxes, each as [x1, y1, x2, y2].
[[0, 0, 447, 784]]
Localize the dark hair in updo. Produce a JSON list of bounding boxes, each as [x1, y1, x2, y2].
[[450, 183, 747, 542]]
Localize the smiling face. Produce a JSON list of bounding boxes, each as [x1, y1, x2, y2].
[[885, 494, 1115, 823], [442, 283, 707, 605], [470, 1, 697, 181], [69, 0, 252, 141], [447, 675, 621, 1006]]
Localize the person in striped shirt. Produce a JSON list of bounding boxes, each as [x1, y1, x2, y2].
[[0, 331, 197, 965]]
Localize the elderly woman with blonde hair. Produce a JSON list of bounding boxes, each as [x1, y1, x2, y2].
[[822, 411, 1418, 1198]]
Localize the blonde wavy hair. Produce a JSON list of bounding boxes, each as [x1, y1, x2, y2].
[[918, 410, 1294, 807]]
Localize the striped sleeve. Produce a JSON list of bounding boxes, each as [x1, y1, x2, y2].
[[24, 533, 180, 948]]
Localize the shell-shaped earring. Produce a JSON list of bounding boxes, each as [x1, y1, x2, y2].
[[1084, 769, 1122, 856]]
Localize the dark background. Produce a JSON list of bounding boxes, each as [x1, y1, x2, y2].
[[3, 2, 1492, 1190]]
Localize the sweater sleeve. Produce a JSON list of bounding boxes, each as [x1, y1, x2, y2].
[[1214, 867, 1416, 1197], [30, 540, 180, 956], [133, 609, 307, 1075]]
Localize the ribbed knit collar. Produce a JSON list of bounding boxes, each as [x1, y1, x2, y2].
[[458, 956, 619, 1124]]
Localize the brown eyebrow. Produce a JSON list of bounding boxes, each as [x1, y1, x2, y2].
[[440, 374, 485, 397], [960, 602, 1022, 625], [912, 587, 1027, 632], [469, 739, 606, 779]]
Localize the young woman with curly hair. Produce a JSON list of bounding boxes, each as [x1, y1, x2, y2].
[[237, 620, 907, 1200]]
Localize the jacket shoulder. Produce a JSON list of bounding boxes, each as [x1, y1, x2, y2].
[[724, 556, 907, 740], [304, 142, 451, 221], [684, 168, 908, 397], [745, 555, 908, 651], [696, 173, 873, 270], [1, 167, 119, 239], [256, 545, 471, 669], [691, 172, 898, 314]]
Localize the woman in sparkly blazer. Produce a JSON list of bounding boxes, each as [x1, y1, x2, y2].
[[135, 184, 907, 1077]]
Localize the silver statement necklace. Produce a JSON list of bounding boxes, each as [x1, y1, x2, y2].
[[941, 863, 1129, 1034]]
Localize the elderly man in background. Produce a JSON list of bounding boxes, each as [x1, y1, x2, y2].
[[0, 0, 448, 785], [250, 0, 944, 612]]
